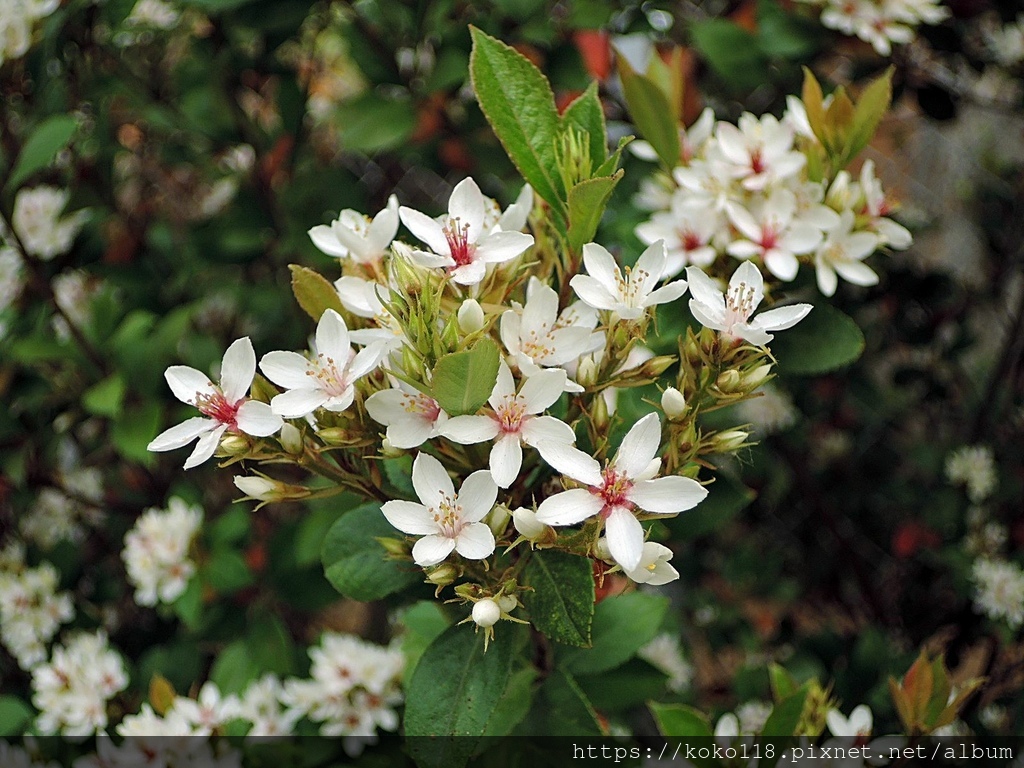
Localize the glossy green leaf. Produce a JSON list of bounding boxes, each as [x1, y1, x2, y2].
[[522, 550, 594, 647], [8, 115, 77, 191], [560, 591, 667, 675], [401, 601, 452, 689], [650, 702, 714, 737], [618, 59, 679, 168], [770, 304, 865, 375], [0, 696, 32, 736], [430, 337, 500, 416], [483, 666, 537, 737], [690, 20, 768, 93], [469, 27, 565, 214], [321, 503, 420, 601], [566, 171, 622, 254], [82, 375, 126, 418], [288, 264, 345, 322], [518, 669, 603, 736], [841, 67, 894, 166], [559, 82, 607, 168]]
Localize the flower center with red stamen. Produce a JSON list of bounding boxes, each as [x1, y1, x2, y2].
[[308, 354, 351, 398], [405, 394, 442, 422], [443, 217, 476, 267], [759, 224, 780, 251], [750, 148, 766, 175], [195, 391, 240, 429], [595, 468, 633, 518], [493, 396, 527, 434], [680, 229, 703, 251]]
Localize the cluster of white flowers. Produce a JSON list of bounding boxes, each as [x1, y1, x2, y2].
[[945, 444, 998, 503], [0, 742, 59, 768], [0, 0, 59, 66], [634, 102, 912, 298], [0, 546, 74, 669], [971, 558, 1024, 629], [32, 631, 129, 736], [125, 0, 181, 29], [983, 14, 1024, 66], [121, 496, 203, 606], [9, 187, 87, 261], [638, 633, 694, 693], [799, 0, 949, 55], [77, 736, 241, 768], [0, 246, 24, 317], [281, 633, 404, 738]]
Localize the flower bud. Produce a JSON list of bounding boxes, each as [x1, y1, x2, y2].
[[661, 387, 687, 420], [426, 563, 458, 586], [639, 355, 676, 379], [318, 427, 353, 446], [380, 437, 404, 458], [576, 357, 598, 388], [513, 507, 545, 540], [712, 429, 749, 453], [233, 475, 309, 503], [219, 434, 249, 455], [486, 504, 511, 536], [378, 537, 411, 557], [472, 598, 501, 628], [279, 423, 302, 454], [594, 537, 613, 563], [496, 595, 517, 614], [457, 299, 485, 334], [742, 363, 773, 390], [716, 369, 742, 393]]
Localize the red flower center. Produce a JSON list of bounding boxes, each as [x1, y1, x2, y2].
[[596, 468, 633, 518], [444, 218, 476, 267], [195, 391, 240, 430]]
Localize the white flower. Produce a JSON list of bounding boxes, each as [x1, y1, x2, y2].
[[440, 363, 574, 488], [148, 337, 283, 469], [12, 186, 88, 260], [715, 113, 805, 191], [483, 183, 534, 234], [827, 705, 873, 738], [365, 381, 448, 450], [500, 276, 602, 391], [0, 246, 24, 313], [858, 160, 912, 250], [673, 156, 744, 213], [813, 210, 881, 297], [399, 178, 534, 285], [635, 199, 720, 277], [570, 241, 688, 320], [0, 562, 75, 669], [32, 631, 128, 736], [125, 0, 180, 28], [116, 703, 198, 736], [309, 195, 399, 266], [472, 598, 502, 628], [726, 191, 822, 281], [535, 413, 707, 571], [381, 453, 497, 566], [639, 633, 693, 693], [945, 445, 998, 503], [686, 261, 812, 346], [237, 674, 302, 737], [122, 497, 202, 606], [972, 558, 1024, 628], [170, 682, 241, 735], [260, 309, 383, 419], [621, 541, 679, 586]]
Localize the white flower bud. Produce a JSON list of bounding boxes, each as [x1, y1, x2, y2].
[[486, 504, 511, 536], [594, 537, 613, 562], [661, 387, 687, 420], [472, 598, 501, 628], [233, 475, 278, 501], [496, 595, 517, 614], [742, 364, 773, 390], [279, 423, 302, 454], [380, 437, 404, 458], [457, 299, 485, 334], [716, 369, 742, 393], [576, 357, 598, 388], [513, 507, 545, 540], [219, 434, 249, 455], [712, 429, 749, 453]]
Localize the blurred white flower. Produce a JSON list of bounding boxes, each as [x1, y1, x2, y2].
[[122, 496, 202, 606], [12, 187, 87, 261], [972, 558, 1024, 629]]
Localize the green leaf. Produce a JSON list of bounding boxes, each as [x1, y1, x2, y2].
[[172, 577, 203, 630], [522, 550, 594, 647], [0, 696, 33, 736], [430, 338, 501, 416], [336, 93, 418, 154], [209, 641, 259, 695], [566, 172, 622, 254], [769, 662, 799, 701], [321, 503, 420, 601], [519, 669, 603, 736], [559, 591, 667, 675], [112, 402, 161, 465], [665, 474, 755, 538], [469, 27, 565, 215], [288, 264, 345, 323], [770, 304, 865, 375], [400, 601, 452, 689], [761, 686, 810, 736], [757, 0, 823, 60], [483, 666, 537, 737], [577, 658, 668, 710], [405, 623, 520, 768], [650, 702, 713, 737], [203, 549, 254, 595], [559, 82, 608, 168], [690, 20, 769, 93], [841, 67, 893, 166], [82, 375, 126, 418], [618, 59, 679, 168], [8, 115, 77, 191]]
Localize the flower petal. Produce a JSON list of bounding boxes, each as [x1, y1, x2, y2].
[[833, 259, 879, 287], [183, 424, 227, 470], [381, 501, 438, 536], [364, 388, 405, 426], [683, 267, 726, 315], [488, 436, 523, 489], [454, 522, 495, 560], [613, 412, 662, 479], [220, 338, 257, 404], [165, 366, 215, 406], [537, 442, 603, 486], [535, 488, 603, 526], [604, 506, 644, 571], [235, 400, 283, 437], [387, 417, 435, 449], [308, 225, 349, 258], [488, 360, 516, 408], [521, 415, 575, 447], [412, 452, 455, 507], [570, 275, 617, 312], [439, 415, 499, 444], [457, 470, 499, 522], [411, 535, 456, 567], [581, 242, 621, 290], [399, 206, 449, 256], [450, 261, 487, 286], [270, 388, 328, 419], [147, 417, 215, 452], [643, 280, 688, 308], [518, 368, 566, 413], [259, 351, 312, 389], [448, 177, 485, 243], [476, 231, 533, 264], [628, 475, 708, 514], [367, 195, 400, 252], [753, 303, 812, 332], [315, 309, 351, 362]]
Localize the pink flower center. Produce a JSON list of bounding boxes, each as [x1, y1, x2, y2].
[[679, 228, 703, 251], [308, 353, 352, 398], [750, 148, 766, 175], [595, 468, 633, 518], [430, 492, 465, 539], [405, 394, 442, 423], [195, 391, 240, 429], [493, 396, 527, 434], [443, 217, 476, 267], [758, 224, 780, 251]]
